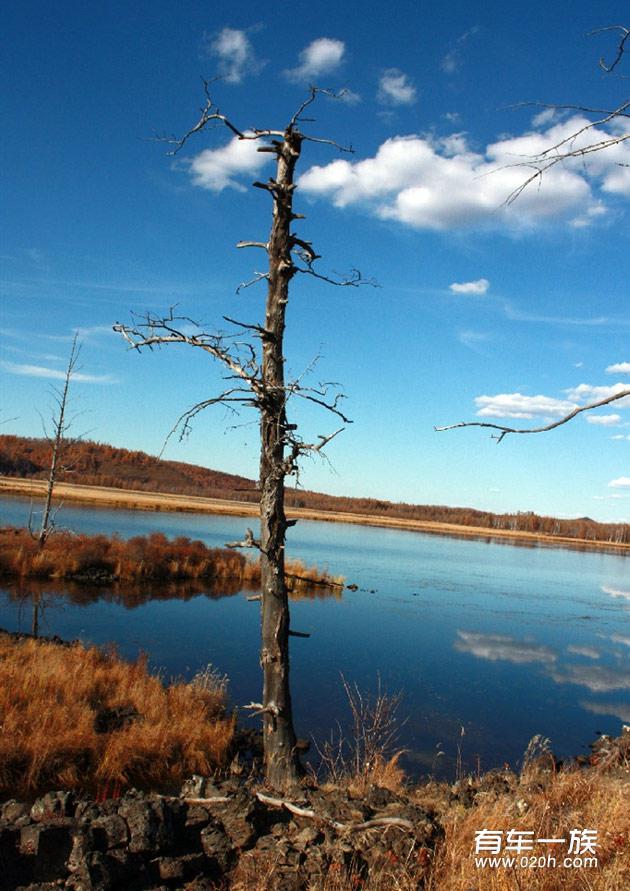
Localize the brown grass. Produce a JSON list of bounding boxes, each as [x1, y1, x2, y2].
[[0, 527, 344, 591], [426, 768, 630, 890], [0, 633, 235, 798]]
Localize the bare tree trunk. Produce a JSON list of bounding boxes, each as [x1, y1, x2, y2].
[[259, 131, 302, 788], [38, 334, 79, 549]]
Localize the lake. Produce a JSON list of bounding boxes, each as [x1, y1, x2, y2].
[[1, 494, 628, 779]]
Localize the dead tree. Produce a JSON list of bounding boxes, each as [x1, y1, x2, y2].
[[36, 333, 80, 548], [116, 87, 369, 790]]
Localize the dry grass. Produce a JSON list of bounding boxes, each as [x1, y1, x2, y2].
[[0, 527, 344, 592], [426, 766, 630, 890], [0, 633, 235, 798]]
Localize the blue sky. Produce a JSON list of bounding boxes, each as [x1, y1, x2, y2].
[[1, 0, 629, 522]]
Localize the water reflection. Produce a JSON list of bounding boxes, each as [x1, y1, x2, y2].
[[454, 630, 557, 664], [550, 664, 630, 693], [581, 700, 630, 723], [3, 575, 341, 617]]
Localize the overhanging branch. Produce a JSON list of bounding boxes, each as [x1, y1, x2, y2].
[[435, 390, 630, 443]]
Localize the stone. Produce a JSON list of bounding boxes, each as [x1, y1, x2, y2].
[[30, 792, 75, 823]]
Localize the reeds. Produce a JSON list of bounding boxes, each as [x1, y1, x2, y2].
[[0, 527, 344, 592], [0, 633, 235, 798]]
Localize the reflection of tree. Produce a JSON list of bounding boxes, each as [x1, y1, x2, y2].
[[4, 574, 342, 617]]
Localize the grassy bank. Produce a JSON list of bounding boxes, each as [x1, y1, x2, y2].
[[0, 632, 235, 798], [0, 527, 344, 592], [3, 477, 628, 552]]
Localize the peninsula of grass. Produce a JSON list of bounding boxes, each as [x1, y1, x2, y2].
[[0, 527, 344, 592]]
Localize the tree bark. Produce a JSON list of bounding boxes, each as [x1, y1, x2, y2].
[[259, 130, 302, 788]]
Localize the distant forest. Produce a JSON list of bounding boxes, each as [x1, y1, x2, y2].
[[1, 435, 628, 544]]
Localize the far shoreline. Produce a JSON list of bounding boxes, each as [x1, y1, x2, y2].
[[1, 476, 628, 554]]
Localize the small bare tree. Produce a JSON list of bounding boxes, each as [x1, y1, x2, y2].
[[35, 333, 81, 548], [116, 88, 370, 790]]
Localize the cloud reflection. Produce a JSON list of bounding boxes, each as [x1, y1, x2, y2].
[[581, 700, 630, 723], [455, 630, 557, 664], [551, 664, 630, 693], [567, 645, 600, 659], [602, 585, 630, 601]]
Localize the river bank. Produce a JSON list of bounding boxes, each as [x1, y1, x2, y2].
[[2, 477, 628, 553], [1, 625, 628, 889]]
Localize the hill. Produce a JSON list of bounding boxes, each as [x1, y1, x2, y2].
[[0, 434, 628, 545]]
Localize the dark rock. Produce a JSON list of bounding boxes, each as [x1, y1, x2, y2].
[[91, 814, 129, 850], [19, 824, 73, 882], [117, 796, 171, 854], [1, 824, 26, 888], [199, 820, 233, 872], [154, 852, 205, 882], [2, 799, 30, 822], [31, 792, 75, 823]]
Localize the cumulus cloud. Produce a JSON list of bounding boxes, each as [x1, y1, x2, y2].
[[565, 382, 630, 404], [608, 477, 630, 489], [298, 115, 630, 231], [186, 134, 270, 192], [205, 27, 264, 84], [607, 362, 630, 374], [378, 69, 417, 105], [1, 360, 116, 384], [454, 630, 557, 664], [449, 278, 489, 295], [474, 393, 577, 420], [585, 414, 622, 426], [284, 37, 345, 81]]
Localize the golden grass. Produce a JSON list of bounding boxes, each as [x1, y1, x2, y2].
[[0, 634, 234, 798], [0, 527, 344, 592], [426, 768, 630, 890]]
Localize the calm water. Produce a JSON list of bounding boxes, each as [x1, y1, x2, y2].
[[1, 495, 628, 778]]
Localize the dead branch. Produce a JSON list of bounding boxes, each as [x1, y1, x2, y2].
[[255, 792, 414, 833], [225, 528, 261, 550], [591, 25, 630, 73], [435, 389, 630, 443]]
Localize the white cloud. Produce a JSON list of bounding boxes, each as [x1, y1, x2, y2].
[[298, 115, 630, 232], [186, 134, 270, 192], [565, 382, 630, 408], [458, 330, 490, 349], [284, 38, 345, 81], [531, 108, 557, 127], [607, 362, 630, 374], [449, 278, 489, 295], [1, 360, 116, 384], [440, 26, 479, 75], [585, 414, 622, 426], [206, 27, 264, 84], [609, 477, 630, 489], [611, 434, 630, 441], [474, 393, 577, 420], [377, 69, 417, 106]]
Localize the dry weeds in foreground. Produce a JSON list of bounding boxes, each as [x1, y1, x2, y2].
[[425, 768, 630, 890], [0, 634, 234, 798]]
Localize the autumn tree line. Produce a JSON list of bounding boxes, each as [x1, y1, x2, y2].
[[1, 435, 627, 545]]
